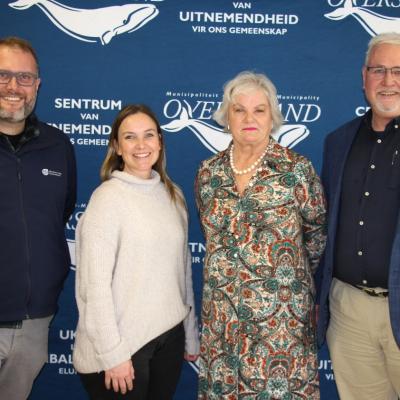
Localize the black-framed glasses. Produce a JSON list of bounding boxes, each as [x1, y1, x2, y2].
[[366, 66, 400, 80], [0, 69, 38, 86]]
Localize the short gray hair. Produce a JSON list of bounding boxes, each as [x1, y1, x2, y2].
[[0, 36, 39, 74], [365, 32, 400, 65], [213, 71, 283, 133]]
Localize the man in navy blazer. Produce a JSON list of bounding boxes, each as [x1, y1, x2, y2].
[[317, 32, 400, 400]]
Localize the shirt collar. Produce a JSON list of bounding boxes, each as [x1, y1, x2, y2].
[[363, 109, 400, 134]]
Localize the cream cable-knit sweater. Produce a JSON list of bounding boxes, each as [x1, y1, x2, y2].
[[73, 170, 200, 373]]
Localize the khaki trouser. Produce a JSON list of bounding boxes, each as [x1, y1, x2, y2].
[[327, 278, 400, 400]]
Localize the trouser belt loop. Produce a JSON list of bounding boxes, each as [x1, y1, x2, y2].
[[0, 320, 23, 329], [356, 286, 389, 298]]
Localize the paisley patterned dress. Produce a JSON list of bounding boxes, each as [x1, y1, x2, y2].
[[195, 138, 326, 400]]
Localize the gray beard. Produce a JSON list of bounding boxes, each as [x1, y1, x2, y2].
[[0, 97, 36, 124]]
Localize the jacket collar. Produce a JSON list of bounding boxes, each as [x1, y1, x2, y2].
[[0, 113, 40, 152]]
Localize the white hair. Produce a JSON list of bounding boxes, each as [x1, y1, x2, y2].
[[213, 71, 283, 133], [365, 32, 400, 65]]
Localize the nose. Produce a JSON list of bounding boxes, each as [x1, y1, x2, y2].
[[5, 76, 19, 90], [243, 111, 255, 122], [135, 138, 145, 148], [383, 69, 396, 86]]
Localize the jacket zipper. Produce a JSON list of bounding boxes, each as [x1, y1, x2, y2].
[[16, 157, 31, 319]]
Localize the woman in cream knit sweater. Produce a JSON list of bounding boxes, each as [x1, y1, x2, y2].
[[73, 104, 200, 399]]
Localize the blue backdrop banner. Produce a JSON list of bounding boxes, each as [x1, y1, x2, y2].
[[1, 0, 399, 398]]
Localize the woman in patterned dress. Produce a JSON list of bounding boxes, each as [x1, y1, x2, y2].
[[195, 71, 326, 399]]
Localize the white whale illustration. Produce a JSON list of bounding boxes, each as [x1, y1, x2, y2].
[[8, 0, 159, 45], [325, 0, 400, 36], [162, 108, 231, 153], [273, 124, 309, 148], [161, 108, 310, 153]]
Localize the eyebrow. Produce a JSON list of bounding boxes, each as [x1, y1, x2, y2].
[[370, 64, 400, 67], [232, 103, 268, 108], [121, 128, 157, 135]]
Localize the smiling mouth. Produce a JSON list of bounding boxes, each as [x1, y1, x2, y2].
[[379, 90, 399, 97], [133, 152, 151, 158], [2, 95, 23, 102]]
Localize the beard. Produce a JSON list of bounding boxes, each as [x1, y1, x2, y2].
[[372, 90, 400, 115], [375, 101, 400, 114], [0, 94, 37, 123]]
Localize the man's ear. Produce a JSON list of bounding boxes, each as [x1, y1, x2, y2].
[[361, 66, 367, 90]]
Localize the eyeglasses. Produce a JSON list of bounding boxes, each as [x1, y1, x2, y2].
[[0, 69, 38, 86], [366, 66, 400, 80]]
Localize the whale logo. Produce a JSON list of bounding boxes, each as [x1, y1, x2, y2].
[[162, 107, 231, 153], [325, 0, 400, 36], [67, 238, 76, 271], [8, 0, 160, 45], [161, 107, 309, 153]]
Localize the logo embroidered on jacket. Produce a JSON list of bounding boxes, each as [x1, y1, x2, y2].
[[42, 168, 62, 177]]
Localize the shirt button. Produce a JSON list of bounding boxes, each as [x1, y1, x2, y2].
[[370, 164, 375, 169], [364, 191, 370, 197], [358, 250, 363, 256], [235, 235, 239, 239], [359, 221, 364, 226], [395, 125, 399, 129], [362, 279, 367, 285], [377, 139, 382, 144], [249, 182, 254, 187], [233, 253, 238, 258]]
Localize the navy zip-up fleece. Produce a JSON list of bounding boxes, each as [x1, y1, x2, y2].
[[0, 114, 76, 321]]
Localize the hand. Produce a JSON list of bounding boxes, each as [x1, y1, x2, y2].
[[184, 352, 199, 362], [104, 359, 134, 394]]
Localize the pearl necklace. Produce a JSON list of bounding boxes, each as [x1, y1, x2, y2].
[[229, 144, 268, 175]]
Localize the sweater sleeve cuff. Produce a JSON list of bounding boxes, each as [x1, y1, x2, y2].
[[185, 335, 200, 355], [95, 339, 131, 371]]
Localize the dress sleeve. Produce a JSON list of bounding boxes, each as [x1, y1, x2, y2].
[[295, 159, 327, 273], [183, 247, 200, 355], [194, 164, 204, 215]]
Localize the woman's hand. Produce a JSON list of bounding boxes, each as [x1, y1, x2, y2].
[[104, 359, 134, 394], [184, 352, 199, 362]]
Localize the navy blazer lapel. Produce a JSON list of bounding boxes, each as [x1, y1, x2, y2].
[[326, 117, 362, 240], [389, 203, 400, 346]]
